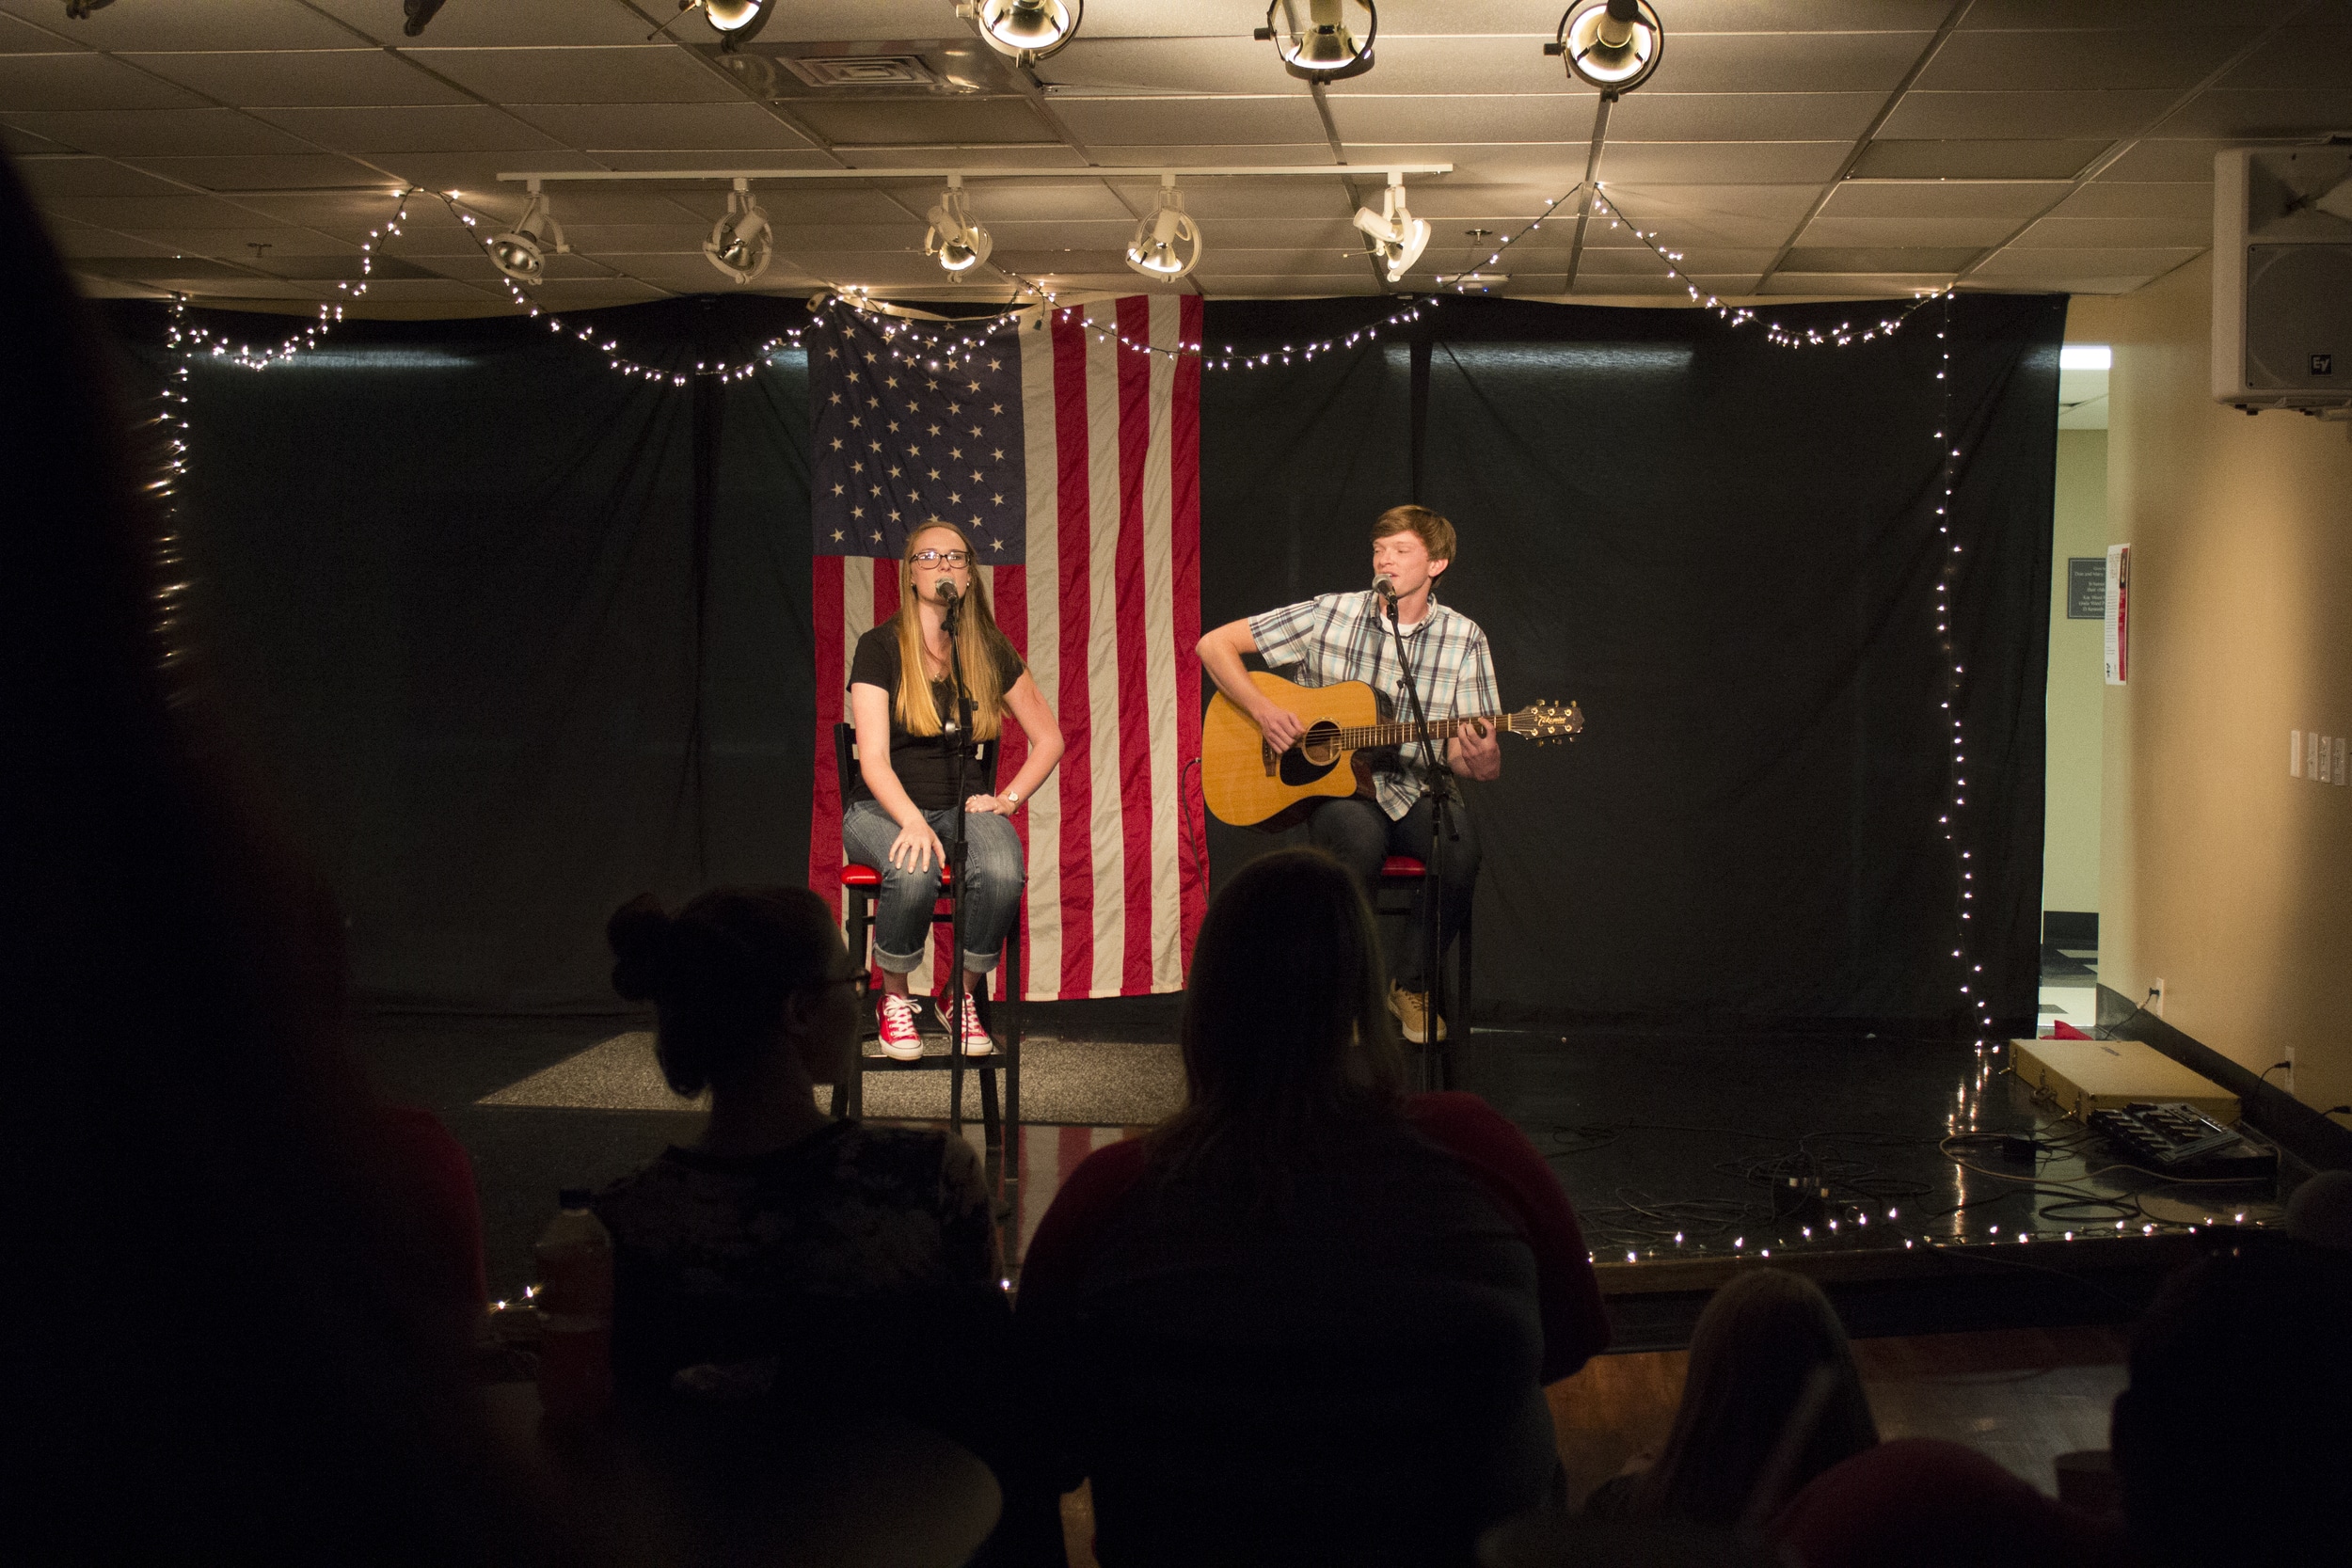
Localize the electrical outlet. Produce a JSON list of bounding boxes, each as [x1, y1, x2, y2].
[[2151, 978, 2166, 1018]]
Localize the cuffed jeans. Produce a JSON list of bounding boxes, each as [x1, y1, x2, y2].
[[1299, 793, 1480, 990], [842, 799, 1025, 974]]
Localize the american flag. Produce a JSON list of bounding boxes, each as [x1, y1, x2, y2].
[[808, 295, 1207, 1001]]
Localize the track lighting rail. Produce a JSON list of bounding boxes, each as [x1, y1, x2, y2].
[[494, 165, 1452, 185]]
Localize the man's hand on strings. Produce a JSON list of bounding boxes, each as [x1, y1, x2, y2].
[[1253, 700, 1307, 753], [1449, 718, 1501, 781]]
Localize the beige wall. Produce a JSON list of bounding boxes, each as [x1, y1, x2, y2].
[[2072, 255, 2352, 1117], [2042, 430, 2108, 918]]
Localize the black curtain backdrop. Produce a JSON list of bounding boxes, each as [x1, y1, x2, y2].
[[111, 296, 814, 1010], [103, 290, 2057, 1030], [1200, 293, 2062, 1037]]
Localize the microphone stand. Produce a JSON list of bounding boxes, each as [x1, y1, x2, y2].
[[1380, 585, 1455, 1092], [941, 584, 977, 1128]]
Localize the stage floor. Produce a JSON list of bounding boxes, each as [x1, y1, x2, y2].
[[361, 961, 2285, 1347]]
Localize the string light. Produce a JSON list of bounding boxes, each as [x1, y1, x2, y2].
[[1590, 187, 1948, 347], [169, 188, 415, 370], [436, 192, 803, 384]]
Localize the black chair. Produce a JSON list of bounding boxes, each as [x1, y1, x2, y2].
[[1372, 854, 1470, 1091], [831, 722, 1023, 1180]]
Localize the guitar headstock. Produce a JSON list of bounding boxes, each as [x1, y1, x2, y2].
[[1506, 699, 1584, 744]]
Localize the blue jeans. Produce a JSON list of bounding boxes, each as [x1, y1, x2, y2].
[[842, 800, 1025, 974]]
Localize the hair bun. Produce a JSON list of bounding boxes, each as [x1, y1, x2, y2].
[[606, 894, 677, 1003]]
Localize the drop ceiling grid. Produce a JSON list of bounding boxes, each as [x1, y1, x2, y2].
[[0, 2, 2344, 307]]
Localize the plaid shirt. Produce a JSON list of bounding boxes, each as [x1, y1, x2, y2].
[[1248, 590, 1501, 821]]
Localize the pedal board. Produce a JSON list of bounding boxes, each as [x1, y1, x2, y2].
[[2086, 1101, 2277, 1184]]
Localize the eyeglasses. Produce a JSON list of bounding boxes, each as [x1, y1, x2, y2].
[[911, 549, 970, 568]]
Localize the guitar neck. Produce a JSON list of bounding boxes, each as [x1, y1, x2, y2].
[[1327, 712, 1504, 750]]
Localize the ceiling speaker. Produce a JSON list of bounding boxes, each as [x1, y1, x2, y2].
[[2214, 145, 2352, 412]]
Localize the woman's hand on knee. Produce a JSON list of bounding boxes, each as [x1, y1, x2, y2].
[[964, 793, 1015, 816], [889, 818, 946, 873]]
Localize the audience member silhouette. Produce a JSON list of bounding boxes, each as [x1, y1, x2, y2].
[[1584, 1267, 1878, 1527], [2110, 1243, 2352, 1567], [1017, 848, 1608, 1568], [2, 149, 528, 1564], [594, 890, 1009, 1434], [1772, 1436, 2130, 1568]]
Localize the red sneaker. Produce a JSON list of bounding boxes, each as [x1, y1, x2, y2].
[[943, 988, 993, 1056], [876, 993, 924, 1060]]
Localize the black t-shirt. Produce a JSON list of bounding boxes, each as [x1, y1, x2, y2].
[[848, 617, 1027, 812]]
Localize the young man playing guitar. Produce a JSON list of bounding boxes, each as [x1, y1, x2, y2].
[[1196, 505, 1501, 1043]]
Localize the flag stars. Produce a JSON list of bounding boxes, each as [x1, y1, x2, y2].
[[990, 403, 1004, 415], [928, 423, 942, 436], [829, 437, 844, 451], [832, 483, 845, 496], [824, 346, 839, 359], [887, 420, 900, 433], [887, 465, 902, 478], [885, 375, 898, 388], [966, 380, 979, 392], [991, 536, 1005, 550], [992, 493, 1005, 505], [851, 505, 865, 519], [887, 511, 901, 523], [866, 397, 880, 409], [949, 491, 961, 504], [929, 467, 942, 480], [828, 392, 842, 404], [871, 530, 883, 542], [969, 469, 982, 483], [987, 357, 1001, 372], [850, 460, 864, 473], [949, 447, 962, 460], [849, 415, 863, 428], [992, 448, 1005, 461], [831, 529, 845, 542], [947, 402, 961, 415], [969, 425, 982, 438]]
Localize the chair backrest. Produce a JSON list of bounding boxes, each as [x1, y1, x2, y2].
[[834, 721, 996, 820]]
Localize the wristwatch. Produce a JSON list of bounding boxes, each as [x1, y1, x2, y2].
[[1001, 788, 1023, 809]]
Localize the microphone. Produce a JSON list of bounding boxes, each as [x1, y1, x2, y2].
[[936, 578, 961, 608], [1373, 573, 1396, 600]]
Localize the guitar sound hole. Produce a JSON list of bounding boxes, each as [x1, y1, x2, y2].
[[1279, 721, 1343, 786]]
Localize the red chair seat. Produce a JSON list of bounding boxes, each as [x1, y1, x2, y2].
[[842, 862, 953, 889], [1379, 856, 1426, 879]]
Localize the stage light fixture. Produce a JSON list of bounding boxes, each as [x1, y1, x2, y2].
[[686, 0, 775, 52], [1254, 0, 1376, 84], [703, 180, 773, 284], [403, 0, 448, 36], [923, 178, 993, 275], [1547, 0, 1662, 96], [1353, 172, 1430, 284], [960, 0, 1082, 61], [1124, 178, 1203, 280], [488, 182, 567, 286]]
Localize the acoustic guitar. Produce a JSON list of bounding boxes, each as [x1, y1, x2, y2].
[[1201, 671, 1583, 829]]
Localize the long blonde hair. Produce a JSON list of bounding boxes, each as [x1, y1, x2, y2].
[[893, 521, 1011, 739]]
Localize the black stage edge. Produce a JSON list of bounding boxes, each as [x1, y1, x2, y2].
[[1453, 1026, 2291, 1352]]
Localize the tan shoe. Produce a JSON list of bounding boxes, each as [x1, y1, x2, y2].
[[1389, 982, 1447, 1045]]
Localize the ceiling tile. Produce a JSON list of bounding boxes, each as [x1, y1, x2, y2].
[[2009, 214, 2210, 248], [502, 101, 816, 151], [0, 0, 363, 51], [2160, 89, 2352, 139], [1636, 29, 1933, 95], [1970, 245, 2201, 277], [10, 153, 185, 197], [1085, 141, 1327, 166], [130, 226, 362, 258], [2, 107, 322, 156], [0, 11, 80, 52], [124, 154, 393, 190], [583, 149, 844, 173], [0, 119, 64, 152], [39, 218, 172, 257], [1316, 36, 1590, 97], [1850, 138, 2108, 180], [1595, 142, 1851, 182], [1593, 201, 1798, 247], [2215, 26, 2352, 89], [1880, 89, 2180, 139], [1606, 92, 1883, 142], [1038, 36, 1336, 97], [1820, 180, 2067, 218], [301, 0, 660, 48], [1323, 94, 1596, 145], [1047, 96, 1327, 146], [399, 46, 743, 104], [1916, 29, 2220, 92], [2090, 137, 2244, 182], [2046, 181, 2210, 220], [355, 150, 609, 194], [0, 51, 210, 110], [1597, 181, 1824, 218], [119, 48, 470, 107], [45, 193, 277, 228], [250, 104, 566, 153], [794, 94, 1063, 146], [1800, 214, 2029, 246], [1959, 0, 2279, 26], [1781, 245, 1979, 272], [1756, 270, 1955, 295]]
